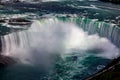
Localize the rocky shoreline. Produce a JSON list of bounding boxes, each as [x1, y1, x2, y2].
[[0, 55, 16, 67]]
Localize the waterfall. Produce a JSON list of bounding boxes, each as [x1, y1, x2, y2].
[[0, 18, 119, 66], [58, 17, 120, 48]]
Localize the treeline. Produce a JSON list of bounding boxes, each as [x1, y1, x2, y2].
[[100, 0, 120, 4]]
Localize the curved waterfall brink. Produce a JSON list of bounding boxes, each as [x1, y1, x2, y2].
[[0, 17, 119, 80], [0, 18, 119, 65], [58, 17, 120, 48]]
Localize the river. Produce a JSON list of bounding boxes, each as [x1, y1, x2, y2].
[[0, 0, 120, 80]]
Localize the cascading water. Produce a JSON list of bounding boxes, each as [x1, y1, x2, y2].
[[0, 18, 119, 80], [58, 17, 120, 48], [0, 0, 120, 79]]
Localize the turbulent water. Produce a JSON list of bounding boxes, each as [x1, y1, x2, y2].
[[0, 0, 120, 80]]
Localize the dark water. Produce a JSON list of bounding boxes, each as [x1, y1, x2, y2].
[[0, 56, 110, 80], [0, 0, 120, 80]]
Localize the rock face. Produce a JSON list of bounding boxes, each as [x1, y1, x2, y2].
[[8, 18, 32, 26], [0, 55, 16, 67], [0, 19, 6, 23], [0, 18, 32, 26], [100, 0, 120, 4]]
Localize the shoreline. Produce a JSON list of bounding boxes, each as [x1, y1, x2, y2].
[[86, 57, 120, 80], [0, 55, 16, 67]]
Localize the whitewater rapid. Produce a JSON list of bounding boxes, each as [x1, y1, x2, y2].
[[1, 18, 119, 65]]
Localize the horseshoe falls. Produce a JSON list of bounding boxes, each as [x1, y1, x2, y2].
[[58, 17, 120, 48], [0, 0, 120, 80], [0, 17, 119, 80]]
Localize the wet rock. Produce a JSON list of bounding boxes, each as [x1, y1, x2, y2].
[[0, 55, 16, 67], [0, 19, 6, 23], [9, 18, 31, 22], [8, 18, 32, 26]]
